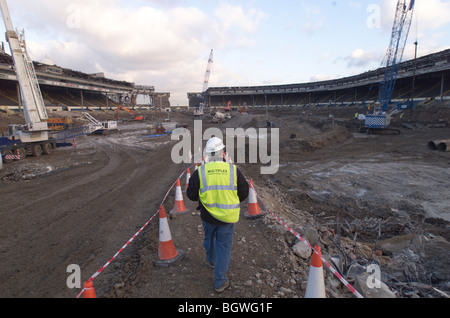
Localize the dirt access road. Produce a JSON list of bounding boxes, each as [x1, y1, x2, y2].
[[0, 110, 305, 299], [0, 107, 449, 299]]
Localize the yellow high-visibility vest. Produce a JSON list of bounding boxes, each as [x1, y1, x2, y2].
[[199, 161, 240, 224]]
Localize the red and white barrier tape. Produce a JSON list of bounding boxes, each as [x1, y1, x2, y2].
[[4, 150, 21, 161], [76, 164, 193, 298], [77, 164, 362, 298], [4, 155, 20, 160], [251, 181, 364, 299]]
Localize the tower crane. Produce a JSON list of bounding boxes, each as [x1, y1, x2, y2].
[[194, 49, 213, 117], [0, 0, 56, 160], [364, 0, 415, 134]]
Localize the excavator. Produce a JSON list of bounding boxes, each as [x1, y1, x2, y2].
[[114, 105, 143, 121], [239, 103, 247, 115]]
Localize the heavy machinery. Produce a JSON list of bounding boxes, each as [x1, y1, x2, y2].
[[194, 49, 214, 117], [0, 0, 57, 161], [193, 104, 204, 117], [211, 112, 225, 123], [82, 112, 118, 135], [114, 105, 143, 121], [223, 101, 232, 112], [364, 0, 415, 134], [239, 103, 247, 115], [45, 116, 73, 131], [211, 111, 231, 123]]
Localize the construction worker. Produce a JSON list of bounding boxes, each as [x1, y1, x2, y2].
[[187, 137, 249, 293]]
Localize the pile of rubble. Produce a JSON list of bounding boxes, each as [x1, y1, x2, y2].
[[1, 163, 54, 183], [263, 212, 450, 298], [253, 175, 450, 298]]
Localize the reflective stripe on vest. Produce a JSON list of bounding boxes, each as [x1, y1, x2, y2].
[[199, 162, 240, 224]]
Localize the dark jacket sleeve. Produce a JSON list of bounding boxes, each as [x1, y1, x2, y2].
[[236, 168, 249, 202], [186, 169, 200, 202]]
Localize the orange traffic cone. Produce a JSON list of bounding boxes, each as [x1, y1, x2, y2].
[[305, 246, 326, 298], [83, 280, 96, 298], [154, 206, 185, 267], [170, 179, 189, 215], [184, 168, 191, 192], [244, 180, 265, 219], [194, 163, 198, 171]]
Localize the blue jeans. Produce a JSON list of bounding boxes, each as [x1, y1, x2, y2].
[[202, 221, 235, 289]]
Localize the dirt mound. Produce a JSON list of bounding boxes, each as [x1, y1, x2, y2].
[[281, 122, 352, 153], [399, 103, 450, 125]]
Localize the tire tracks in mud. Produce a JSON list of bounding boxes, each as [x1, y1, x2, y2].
[[0, 135, 182, 297], [2, 138, 130, 214]]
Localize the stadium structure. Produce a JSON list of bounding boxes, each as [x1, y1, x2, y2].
[[0, 44, 170, 112], [188, 49, 450, 111]]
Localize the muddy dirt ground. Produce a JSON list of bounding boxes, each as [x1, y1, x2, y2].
[[0, 104, 449, 300]]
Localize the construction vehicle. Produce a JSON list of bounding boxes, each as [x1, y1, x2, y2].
[[239, 103, 247, 115], [211, 112, 227, 123], [45, 116, 73, 131], [147, 123, 165, 135], [193, 103, 204, 117], [194, 49, 213, 117], [363, 0, 415, 134], [223, 101, 232, 112], [82, 112, 118, 135], [0, 0, 58, 161], [115, 105, 143, 121]]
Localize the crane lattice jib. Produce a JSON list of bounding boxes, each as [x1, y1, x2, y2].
[[0, 0, 49, 126], [202, 49, 214, 93], [378, 0, 415, 114]]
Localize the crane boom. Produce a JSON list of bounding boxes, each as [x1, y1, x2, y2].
[[0, 0, 49, 134], [365, 0, 415, 130], [194, 49, 214, 117], [378, 0, 415, 113], [202, 49, 213, 93]]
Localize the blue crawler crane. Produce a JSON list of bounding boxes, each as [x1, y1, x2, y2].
[[364, 0, 415, 134]]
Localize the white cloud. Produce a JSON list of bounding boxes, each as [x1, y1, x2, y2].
[[214, 3, 268, 34], [310, 74, 338, 82], [378, 0, 450, 59], [345, 48, 383, 68], [3, 0, 448, 107], [381, 0, 450, 31], [5, 0, 268, 106]]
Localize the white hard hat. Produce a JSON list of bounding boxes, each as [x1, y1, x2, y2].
[[205, 137, 225, 154]]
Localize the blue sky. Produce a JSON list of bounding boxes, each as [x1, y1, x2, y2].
[[1, 0, 449, 106]]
